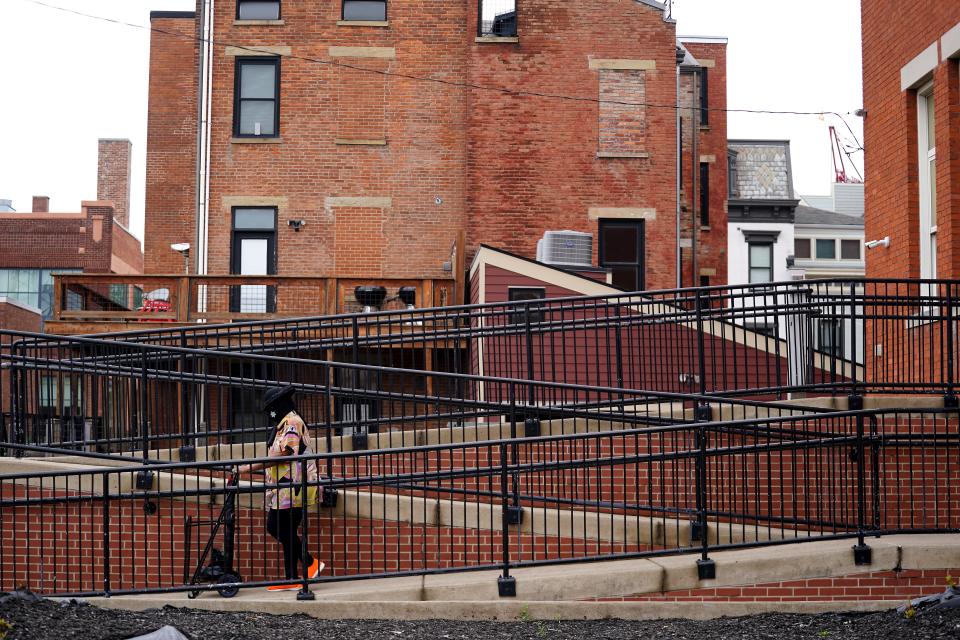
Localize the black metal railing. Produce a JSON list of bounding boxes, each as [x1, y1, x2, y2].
[[1, 405, 957, 597]]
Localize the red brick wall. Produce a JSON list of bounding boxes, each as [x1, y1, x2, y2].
[[144, 13, 199, 275], [0, 300, 42, 414], [861, 2, 960, 279], [145, 3, 728, 291], [97, 139, 133, 229], [594, 569, 960, 602], [0, 204, 118, 273]]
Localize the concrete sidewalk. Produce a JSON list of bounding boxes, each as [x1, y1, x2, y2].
[[86, 533, 960, 620]]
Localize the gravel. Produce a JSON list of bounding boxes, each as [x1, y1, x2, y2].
[[1, 595, 960, 640]]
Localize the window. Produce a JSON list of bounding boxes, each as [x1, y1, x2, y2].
[[0, 268, 79, 320], [699, 162, 710, 226], [699, 68, 709, 126], [478, 0, 517, 37], [508, 287, 546, 325], [237, 0, 280, 20], [699, 275, 710, 288], [230, 208, 277, 313], [815, 239, 836, 260], [599, 220, 645, 291], [794, 238, 811, 259], [342, 0, 386, 21], [918, 84, 937, 279], [840, 239, 861, 260], [727, 151, 738, 198], [234, 58, 279, 137], [817, 319, 843, 358], [748, 243, 773, 284]]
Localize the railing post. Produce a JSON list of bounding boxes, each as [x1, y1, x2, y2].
[[102, 472, 111, 597], [321, 364, 337, 508], [694, 403, 715, 580], [945, 283, 956, 407], [178, 331, 196, 462], [523, 304, 538, 437], [11, 340, 25, 458], [695, 287, 708, 397], [850, 396, 872, 565], [140, 350, 149, 464], [497, 383, 517, 597], [298, 458, 316, 601]]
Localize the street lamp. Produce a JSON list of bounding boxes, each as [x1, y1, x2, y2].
[[171, 243, 191, 275]]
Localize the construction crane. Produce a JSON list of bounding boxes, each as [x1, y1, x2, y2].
[[830, 125, 863, 184]]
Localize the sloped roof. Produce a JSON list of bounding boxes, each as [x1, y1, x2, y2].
[[794, 204, 863, 227]]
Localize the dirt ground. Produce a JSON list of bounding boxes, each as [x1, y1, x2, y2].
[[1, 595, 959, 640]]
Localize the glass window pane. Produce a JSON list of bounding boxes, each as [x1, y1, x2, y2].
[[239, 1, 280, 19], [234, 208, 276, 230], [749, 268, 770, 284], [925, 93, 935, 152], [602, 226, 638, 263], [240, 63, 276, 99], [239, 101, 276, 136], [749, 243, 771, 268], [929, 156, 937, 227], [611, 267, 638, 291], [815, 239, 836, 259], [343, 0, 387, 21], [794, 238, 810, 259], [840, 239, 860, 260]]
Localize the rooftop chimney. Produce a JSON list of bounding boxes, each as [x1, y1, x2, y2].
[[32, 196, 49, 213], [97, 138, 132, 228]]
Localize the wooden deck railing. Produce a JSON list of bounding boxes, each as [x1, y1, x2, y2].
[[50, 274, 458, 329]]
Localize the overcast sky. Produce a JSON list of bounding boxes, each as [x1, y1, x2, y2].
[[0, 0, 863, 243]]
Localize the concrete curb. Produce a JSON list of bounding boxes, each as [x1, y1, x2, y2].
[[86, 597, 898, 621]]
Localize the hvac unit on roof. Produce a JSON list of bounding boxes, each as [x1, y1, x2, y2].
[[536, 230, 593, 267]]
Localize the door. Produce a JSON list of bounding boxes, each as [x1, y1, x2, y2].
[[599, 220, 645, 292], [230, 208, 277, 313]]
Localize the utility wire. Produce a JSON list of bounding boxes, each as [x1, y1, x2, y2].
[[16, 0, 864, 151]]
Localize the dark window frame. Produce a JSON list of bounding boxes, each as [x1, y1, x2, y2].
[[747, 241, 774, 284], [599, 219, 646, 292], [699, 162, 710, 226], [817, 318, 844, 358], [840, 239, 861, 260], [508, 287, 546, 325], [236, 0, 281, 20], [794, 238, 811, 259], [815, 238, 837, 260], [699, 68, 709, 126], [230, 207, 278, 313], [233, 57, 280, 138], [477, 0, 518, 37], [342, 0, 388, 21]]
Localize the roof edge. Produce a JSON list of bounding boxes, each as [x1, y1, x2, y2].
[[678, 35, 729, 44], [150, 10, 196, 20]]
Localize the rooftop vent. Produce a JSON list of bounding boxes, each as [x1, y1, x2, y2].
[[536, 231, 593, 268]]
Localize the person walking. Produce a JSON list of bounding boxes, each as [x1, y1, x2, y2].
[[238, 385, 323, 591]]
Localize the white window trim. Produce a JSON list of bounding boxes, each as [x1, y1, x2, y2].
[[918, 83, 937, 280]]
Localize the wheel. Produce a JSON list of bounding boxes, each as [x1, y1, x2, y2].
[[217, 573, 241, 598]]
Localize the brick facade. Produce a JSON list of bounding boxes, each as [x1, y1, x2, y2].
[[144, 12, 200, 275], [861, 3, 960, 279], [97, 139, 133, 229], [144, 2, 727, 293]]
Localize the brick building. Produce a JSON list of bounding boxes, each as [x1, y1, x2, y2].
[[0, 140, 144, 320], [144, 1, 727, 302], [861, 2, 960, 280]]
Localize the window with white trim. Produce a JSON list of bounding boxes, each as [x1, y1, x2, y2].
[[918, 83, 937, 279]]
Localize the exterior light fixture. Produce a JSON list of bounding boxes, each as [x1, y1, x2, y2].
[[288, 219, 306, 232], [170, 243, 191, 275]]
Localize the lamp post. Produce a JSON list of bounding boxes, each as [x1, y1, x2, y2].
[[171, 243, 191, 275]]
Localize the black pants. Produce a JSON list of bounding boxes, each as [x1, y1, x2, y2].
[[266, 508, 313, 580]]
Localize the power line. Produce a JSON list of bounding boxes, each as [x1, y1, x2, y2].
[[17, 0, 864, 150]]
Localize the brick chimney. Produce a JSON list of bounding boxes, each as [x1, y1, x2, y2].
[[97, 139, 132, 228], [32, 196, 49, 213]]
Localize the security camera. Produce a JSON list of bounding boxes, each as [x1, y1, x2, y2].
[[288, 219, 306, 232], [170, 243, 191, 253], [865, 237, 890, 250]]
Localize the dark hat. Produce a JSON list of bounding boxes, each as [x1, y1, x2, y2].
[[263, 385, 296, 412]]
